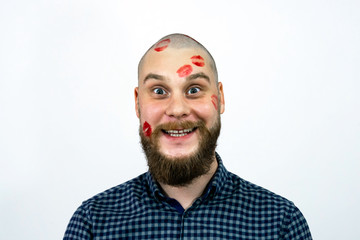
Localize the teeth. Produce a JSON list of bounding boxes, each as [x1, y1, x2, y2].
[[165, 128, 194, 137], [169, 133, 187, 137]]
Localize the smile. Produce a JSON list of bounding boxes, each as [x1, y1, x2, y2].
[[162, 128, 196, 137]]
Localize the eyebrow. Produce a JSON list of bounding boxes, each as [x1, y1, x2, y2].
[[143, 72, 210, 84], [143, 73, 165, 83], [186, 72, 210, 83]]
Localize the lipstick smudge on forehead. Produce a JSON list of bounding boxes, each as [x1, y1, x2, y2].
[[191, 55, 205, 67], [154, 39, 170, 52], [177, 65, 193, 78]]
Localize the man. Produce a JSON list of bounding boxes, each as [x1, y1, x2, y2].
[[64, 34, 312, 239]]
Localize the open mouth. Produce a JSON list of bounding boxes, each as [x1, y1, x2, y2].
[[162, 127, 197, 137]]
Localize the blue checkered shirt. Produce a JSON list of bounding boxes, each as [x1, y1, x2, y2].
[[64, 153, 312, 239]]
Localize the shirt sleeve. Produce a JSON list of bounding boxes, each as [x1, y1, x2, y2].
[[63, 204, 93, 240], [281, 205, 312, 240]]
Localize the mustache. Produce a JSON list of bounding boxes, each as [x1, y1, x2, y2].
[[158, 120, 203, 131]]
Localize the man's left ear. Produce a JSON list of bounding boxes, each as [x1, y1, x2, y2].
[[218, 82, 225, 114]]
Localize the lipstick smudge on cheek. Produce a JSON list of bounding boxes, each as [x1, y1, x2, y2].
[[176, 64, 193, 77], [211, 94, 218, 110], [143, 121, 152, 137], [191, 55, 205, 67], [154, 39, 170, 52]]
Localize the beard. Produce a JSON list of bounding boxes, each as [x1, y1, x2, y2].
[[139, 117, 221, 187]]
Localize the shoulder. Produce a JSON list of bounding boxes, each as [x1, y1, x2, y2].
[[221, 172, 312, 238], [80, 172, 149, 212], [63, 173, 151, 239], [224, 171, 296, 213]]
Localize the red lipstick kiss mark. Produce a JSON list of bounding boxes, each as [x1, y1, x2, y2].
[[143, 121, 152, 137], [154, 39, 170, 52], [176, 64, 193, 78], [191, 55, 205, 67], [211, 94, 218, 110]]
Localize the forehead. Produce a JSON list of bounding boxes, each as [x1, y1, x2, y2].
[[139, 47, 216, 85]]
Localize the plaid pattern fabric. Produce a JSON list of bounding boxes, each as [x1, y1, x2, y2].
[[64, 153, 312, 239]]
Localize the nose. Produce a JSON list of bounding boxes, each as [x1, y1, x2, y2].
[[165, 94, 190, 119]]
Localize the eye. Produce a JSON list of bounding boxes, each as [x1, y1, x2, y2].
[[187, 87, 200, 95], [153, 88, 166, 95]]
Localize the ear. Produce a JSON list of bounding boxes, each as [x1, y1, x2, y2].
[[134, 87, 140, 118], [218, 82, 225, 114]]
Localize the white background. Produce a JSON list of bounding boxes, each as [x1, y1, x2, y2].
[[0, 0, 359, 239]]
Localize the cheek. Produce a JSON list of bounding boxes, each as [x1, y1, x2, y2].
[[139, 101, 165, 128], [191, 100, 217, 123], [141, 103, 163, 116]]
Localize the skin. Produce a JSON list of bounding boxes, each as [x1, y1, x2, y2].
[[134, 46, 225, 208]]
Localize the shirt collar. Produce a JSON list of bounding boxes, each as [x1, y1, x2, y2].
[[203, 152, 230, 199], [145, 152, 230, 201]]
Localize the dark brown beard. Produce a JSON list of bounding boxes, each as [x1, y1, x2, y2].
[[139, 118, 221, 187]]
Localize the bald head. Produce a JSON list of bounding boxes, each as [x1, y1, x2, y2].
[[138, 33, 218, 84]]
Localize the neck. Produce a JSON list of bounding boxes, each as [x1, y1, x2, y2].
[[159, 157, 218, 210]]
